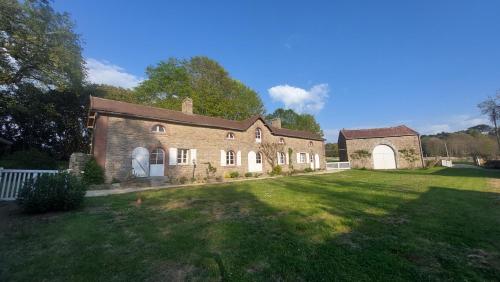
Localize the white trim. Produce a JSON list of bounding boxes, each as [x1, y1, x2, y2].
[[220, 150, 226, 166], [190, 149, 197, 165], [169, 148, 177, 165]]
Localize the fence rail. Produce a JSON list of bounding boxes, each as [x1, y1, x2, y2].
[[0, 169, 58, 201], [326, 162, 351, 170]]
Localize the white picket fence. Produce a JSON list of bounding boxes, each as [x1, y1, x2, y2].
[[326, 161, 351, 170], [0, 168, 58, 200]]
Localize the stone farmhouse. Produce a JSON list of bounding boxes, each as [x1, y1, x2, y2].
[[88, 97, 325, 182], [338, 125, 424, 169]]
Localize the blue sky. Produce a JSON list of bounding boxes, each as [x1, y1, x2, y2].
[[54, 0, 500, 142]]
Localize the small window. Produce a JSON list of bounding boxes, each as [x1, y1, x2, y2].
[[226, 150, 235, 165], [278, 152, 286, 165], [256, 152, 262, 164], [299, 153, 307, 163], [150, 148, 165, 164], [152, 124, 166, 133], [177, 149, 189, 164], [309, 141, 313, 147], [255, 128, 262, 142], [279, 138, 285, 144], [226, 132, 235, 140]]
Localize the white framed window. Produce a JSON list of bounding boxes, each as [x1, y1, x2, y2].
[[150, 148, 165, 164], [255, 128, 262, 142], [256, 152, 262, 164], [299, 153, 307, 163], [279, 138, 285, 144], [278, 152, 286, 165], [309, 141, 313, 147], [226, 150, 235, 165], [177, 149, 189, 164], [152, 124, 166, 133], [226, 132, 235, 140]]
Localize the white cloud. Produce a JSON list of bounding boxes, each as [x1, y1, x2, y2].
[[419, 114, 489, 135], [85, 58, 142, 89], [268, 83, 329, 113]]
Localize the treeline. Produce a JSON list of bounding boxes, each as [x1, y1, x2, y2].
[[421, 125, 498, 158], [0, 0, 322, 163]]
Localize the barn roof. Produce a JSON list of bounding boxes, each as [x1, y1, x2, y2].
[[340, 125, 419, 140], [89, 96, 324, 141]]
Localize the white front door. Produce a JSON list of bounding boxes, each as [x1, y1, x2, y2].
[[132, 147, 149, 177], [373, 145, 397, 169], [149, 148, 165, 176], [314, 154, 320, 170], [248, 151, 262, 172]]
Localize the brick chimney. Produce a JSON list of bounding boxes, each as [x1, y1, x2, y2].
[[182, 97, 193, 115], [270, 118, 281, 128]]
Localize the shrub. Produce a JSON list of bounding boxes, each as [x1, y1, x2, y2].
[[245, 172, 253, 177], [484, 160, 500, 169], [17, 172, 87, 213], [179, 176, 188, 184], [270, 165, 282, 176], [82, 158, 105, 185], [229, 171, 239, 178], [0, 149, 58, 169], [254, 173, 261, 178], [304, 167, 313, 173]]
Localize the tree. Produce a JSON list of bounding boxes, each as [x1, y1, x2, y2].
[[88, 84, 135, 102], [0, 0, 84, 90], [325, 143, 339, 158], [266, 108, 323, 136], [133, 56, 265, 120], [259, 142, 285, 168], [478, 95, 500, 151]]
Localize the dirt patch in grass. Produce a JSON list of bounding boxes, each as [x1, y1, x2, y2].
[[148, 262, 200, 282], [467, 249, 500, 271]]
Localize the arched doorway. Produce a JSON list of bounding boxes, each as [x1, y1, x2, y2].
[[373, 145, 396, 169], [150, 148, 165, 176], [132, 147, 149, 177]]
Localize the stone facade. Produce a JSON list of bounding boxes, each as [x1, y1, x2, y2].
[[68, 152, 91, 177], [339, 134, 424, 169], [95, 115, 325, 182]]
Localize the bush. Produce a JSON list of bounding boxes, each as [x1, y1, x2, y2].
[[304, 167, 313, 173], [270, 165, 282, 176], [245, 172, 253, 177], [484, 160, 500, 169], [17, 172, 87, 213], [82, 158, 105, 185], [179, 176, 188, 184], [229, 171, 239, 178], [0, 149, 58, 169]]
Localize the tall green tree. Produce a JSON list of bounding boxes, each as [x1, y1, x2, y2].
[[0, 0, 84, 90], [266, 108, 323, 136], [133, 56, 265, 120]]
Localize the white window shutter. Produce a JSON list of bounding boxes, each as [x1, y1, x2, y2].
[[190, 149, 197, 165], [286, 153, 289, 165], [277, 152, 280, 163], [237, 151, 241, 166], [220, 150, 226, 166], [297, 153, 300, 163], [169, 148, 177, 165], [306, 153, 310, 163]]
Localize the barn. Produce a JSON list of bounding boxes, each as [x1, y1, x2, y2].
[[338, 125, 424, 169]]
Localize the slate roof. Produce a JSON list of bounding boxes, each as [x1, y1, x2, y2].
[[340, 125, 419, 140], [89, 97, 324, 141]]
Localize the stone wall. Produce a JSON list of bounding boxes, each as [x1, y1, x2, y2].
[[344, 135, 423, 169], [99, 115, 325, 182], [69, 153, 91, 177]]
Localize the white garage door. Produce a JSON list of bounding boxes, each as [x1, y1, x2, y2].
[[373, 145, 396, 169]]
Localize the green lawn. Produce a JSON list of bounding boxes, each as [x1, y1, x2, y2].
[[1, 168, 499, 281]]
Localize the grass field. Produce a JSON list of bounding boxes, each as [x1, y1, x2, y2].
[[1, 168, 499, 281]]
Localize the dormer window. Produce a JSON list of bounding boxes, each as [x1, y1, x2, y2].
[[279, 138, 285, 144], [152, 124, 166, 133], [255, 128, 262, 143], [226, 132, 235, 140]]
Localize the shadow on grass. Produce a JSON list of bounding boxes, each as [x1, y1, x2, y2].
[[1, 174, 500, 281], [369, 167, 500, 179]]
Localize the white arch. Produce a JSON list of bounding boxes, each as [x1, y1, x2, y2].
[[373, 145, 396, 169]]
